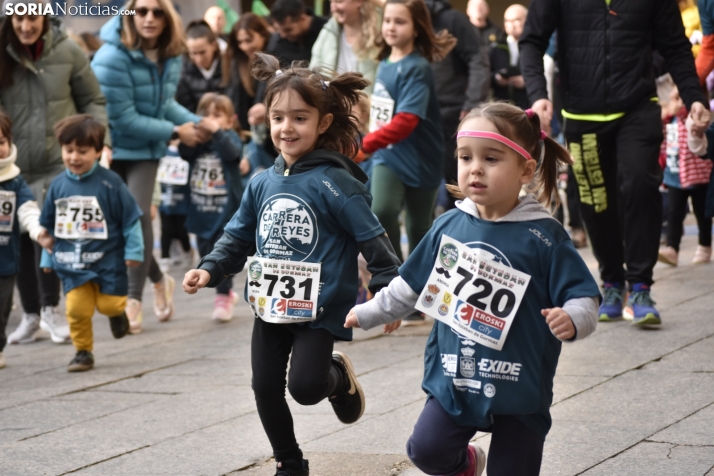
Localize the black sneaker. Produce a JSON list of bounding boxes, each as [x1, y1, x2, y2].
[[109, 312, 129, 339], [329, 351, 365, 424], [67, 350, 94, 372], [275, 458, 309, 476]]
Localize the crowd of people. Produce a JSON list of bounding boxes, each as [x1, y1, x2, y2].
[[1, 0, 713, 475]]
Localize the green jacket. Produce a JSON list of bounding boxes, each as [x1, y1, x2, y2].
[[309, 18, 379, 93], [0, 16, 109, 203]]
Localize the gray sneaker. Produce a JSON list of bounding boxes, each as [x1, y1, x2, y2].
[[7, 313, 42, 344], [40, 306, 71, 344]]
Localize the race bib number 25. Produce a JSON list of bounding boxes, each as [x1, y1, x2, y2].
[[246, 257, 321, 324], [415, 235, 531, 351]]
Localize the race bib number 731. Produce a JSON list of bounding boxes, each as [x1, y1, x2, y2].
[[246, 257, 321, 324], [415, 235, 531, 351]]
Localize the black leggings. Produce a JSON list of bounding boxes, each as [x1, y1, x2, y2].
[[251, 317, 343, 462], [17, 233, 60, 314], [407, 397, 544, 476], [159, 212, 190, 258], [666, 185, 712, 251]]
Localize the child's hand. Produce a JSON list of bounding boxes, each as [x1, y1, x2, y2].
[[383, 320, 401, 334], [240, 157, 251, 176], [125, 260, 141, 268], [183, 269, 210, 294], [37, 228, 54, 253], [42, 267, 52, 274], [542, 307, 575, 341], [344, 308, 361, 328]]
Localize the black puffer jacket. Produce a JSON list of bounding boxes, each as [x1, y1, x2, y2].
[[425, 0, 490, 126], [519, 0, 705, 114], [175, 56, 225, 113]]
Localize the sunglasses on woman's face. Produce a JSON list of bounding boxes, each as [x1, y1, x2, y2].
[[135, 7, 165, 19]]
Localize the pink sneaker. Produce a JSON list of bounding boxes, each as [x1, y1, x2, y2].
[[153, 274, 175, 322], [126, 298, 143, 334], [212, 291, 238, 322], [692, 245, 711, 264], [454, 443, 486, 476], [657, 246, 678, 266]]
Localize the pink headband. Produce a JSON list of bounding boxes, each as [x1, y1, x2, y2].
[[457, 130, 534, 161]]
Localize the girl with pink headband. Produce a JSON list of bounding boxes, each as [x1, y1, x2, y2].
[[347, 102, 601, 476]]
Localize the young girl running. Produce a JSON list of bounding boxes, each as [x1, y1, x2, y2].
[[347, 103, 601, 476], [362, 0, 455, 263], [183, 53, 401, 476], [180, 93, 244, 322]]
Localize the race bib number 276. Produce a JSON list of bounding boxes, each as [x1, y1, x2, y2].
[[415, 235, 531, 351], [246, 257, 321, 324]]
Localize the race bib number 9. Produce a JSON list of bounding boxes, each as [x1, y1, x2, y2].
[[415, 235, 530, 351], [54, 196, 108, 240], [0, 190, 16, 233], [191, 154, 227, 196], [369, 95, 395, 133], [157, 156, 190, 185], [246, 257, 321, 324]]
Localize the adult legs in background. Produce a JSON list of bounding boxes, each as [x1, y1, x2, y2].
[[404, 185, 439, 254], [665, 187, 690, 252], [690, 185, 713, 248], [566, 167, 587, 248], [0, 275, 15, 358], [251, 319, 339, 463], [9, 234, 68, 344], [371, 164, 407, 262], [111, 160, 174, 331]]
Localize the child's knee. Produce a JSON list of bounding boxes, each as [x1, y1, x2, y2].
[[406, 430, 452, 474], [287, 379, 325, 406], [96, 294, 127, 318]]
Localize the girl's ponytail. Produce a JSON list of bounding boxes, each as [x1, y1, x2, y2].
[[251, 52, 282, 83], [524, 110, 572, 208]]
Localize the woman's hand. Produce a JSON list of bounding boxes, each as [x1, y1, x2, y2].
[[183, 269, 211, 294], [198, 117, 221, 134]]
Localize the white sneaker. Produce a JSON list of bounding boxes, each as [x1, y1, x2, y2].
[[692, 245, 711, 264], [40, 306, 71, 344], [7, 313, 41, 344], [159, 257, 172, 273], [154, 274, 175, 322], [0, 352, 5, 368], [126, 298, 143, 334]]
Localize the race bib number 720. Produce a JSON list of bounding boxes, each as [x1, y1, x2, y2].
[[415, 235, 531, 351], [246, 257, 321, 324]]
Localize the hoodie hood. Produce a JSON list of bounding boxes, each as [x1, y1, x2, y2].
[[274, 149, 369, 184], [424, 0, 451, 16], [99, 14, 123, 47], [456, 194, 557, 223]]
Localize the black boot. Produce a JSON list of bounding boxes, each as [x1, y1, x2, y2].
[[68, 350, 94, 372], [275, 458, 309, 476], [109, 312, 129, 339]]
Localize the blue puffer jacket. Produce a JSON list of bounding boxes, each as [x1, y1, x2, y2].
[[91, 16, 199, 160]]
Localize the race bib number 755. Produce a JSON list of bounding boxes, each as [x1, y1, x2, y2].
[[246, 257, 321, 324], [415, 235, 531, 351]]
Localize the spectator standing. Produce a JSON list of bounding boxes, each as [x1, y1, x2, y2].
[[696, 0, 714, 84], [223, 13, 272, 130], [176, 20, 225, 114], [0, 0, 110, 345], [490, 4, 528, 109], [426, 0, 490, 211], [204, 5, 228, 52], [466, 0, 505, 48], [309, 0, 382, 91], [267, 0, 327, 67], [520, 0, 711, 326], [92, 0, 205, 334]]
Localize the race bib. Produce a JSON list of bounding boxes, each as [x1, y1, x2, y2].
[[0, 190, 16, 233], [54, 196, 108, 240], [415, 235, 531, 351], [246, 257, 321, 324], [369, 95, 395, 133], [665, 123, 679, 173], [191, 154, 227, 196], [157, 156, 189, 185]]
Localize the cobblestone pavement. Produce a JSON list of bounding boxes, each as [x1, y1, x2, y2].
[[1, 231, 713, 475]]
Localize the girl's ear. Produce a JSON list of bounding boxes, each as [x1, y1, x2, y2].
[[319, 113, 334, 134], [520, 158, 537, 185]]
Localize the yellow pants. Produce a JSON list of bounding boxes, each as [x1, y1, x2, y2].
[[65, 282, 126, 351]]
